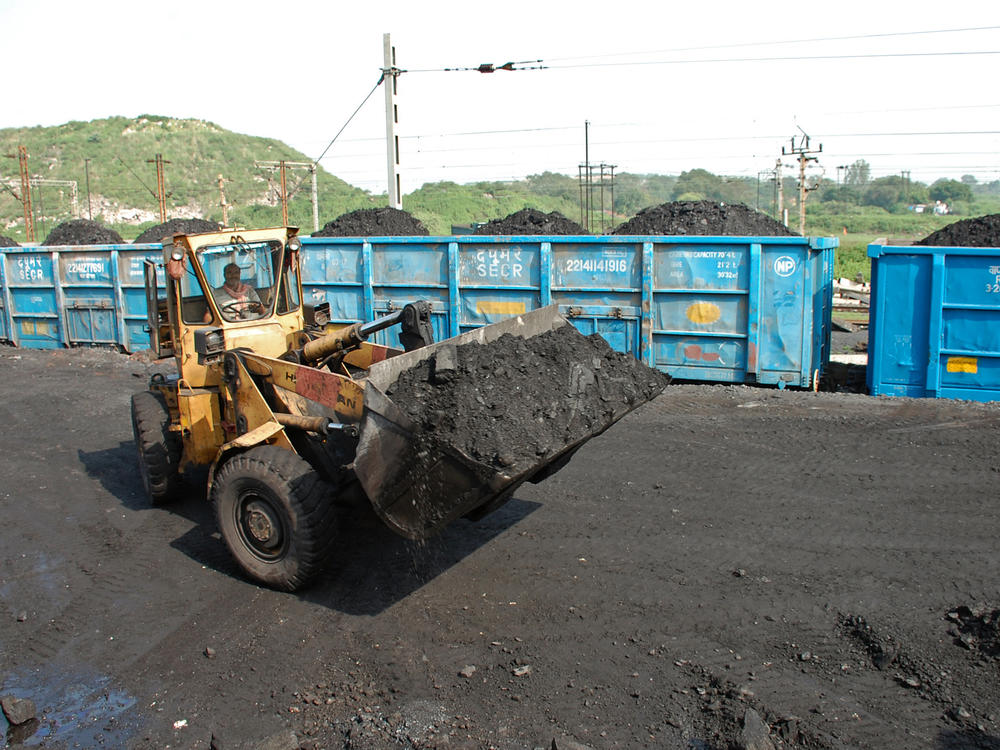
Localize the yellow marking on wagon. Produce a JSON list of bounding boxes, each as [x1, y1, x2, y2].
[[477, 301, 526, 315], [946, 356, 978, 374]]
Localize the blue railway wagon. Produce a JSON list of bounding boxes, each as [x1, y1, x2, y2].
[[0, 244, 163, 351], [301, 234, 836, 388], [868, 242, 1000, 401]]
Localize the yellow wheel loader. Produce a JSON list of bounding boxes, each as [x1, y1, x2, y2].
[[131, 226, 664, 591]]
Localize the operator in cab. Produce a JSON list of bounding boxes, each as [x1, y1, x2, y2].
[[204, 263, 264, 322]]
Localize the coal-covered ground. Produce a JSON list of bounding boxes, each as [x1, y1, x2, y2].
[[916, 214, 1000, 247], [612, 201, 798, 236], [473, 209, 586, 236], [312, 208, 428, 237], [1, 346, 999, 750], [133, 219, 221, 244], [41, 219, 124, 246]]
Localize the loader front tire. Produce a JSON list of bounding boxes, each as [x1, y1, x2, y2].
[[131, 390, 182, 505], [213, 445, 337, 592]]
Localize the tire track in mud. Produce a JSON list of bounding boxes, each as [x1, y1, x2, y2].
[[544, 388, 1000, 749], [5, 498, 227, 672], [677, 617, 944, 749], [838, 612, 1000, 743]]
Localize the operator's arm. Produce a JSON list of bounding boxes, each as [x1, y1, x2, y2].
[[203, 286, 223, 323], [248, 286, 264, 312]]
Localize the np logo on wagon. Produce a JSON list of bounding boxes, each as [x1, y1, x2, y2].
[[773, 255, 797, 277]]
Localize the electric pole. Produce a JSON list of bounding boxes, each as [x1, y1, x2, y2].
[[383, 33, 402, 210], [254, 160, 320, 231], [775, 158, 784, 226], [782, 131, 822, 235], [5, 146, 34, 242], [584, 121, 590, 231], [308, 164, 318, 232], [279, 160, 288, 225], [85, 158, 93, 219], [146, 153, 170, 222], [218, 174, 229, 226], [35, 181, 45, 239]]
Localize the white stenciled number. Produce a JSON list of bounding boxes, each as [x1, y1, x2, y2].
[[565, 257, 627, 273]]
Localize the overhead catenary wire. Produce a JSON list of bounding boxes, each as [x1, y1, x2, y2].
[[538, 50, 1000, 71], [284, 75, 386, 201], [398, 50, 1000, 75], [302, 106, 1000, 146], [401, 24, 1000, 73], [116, 155, 159, 202], [314, 129, 1000, 162], [541, 24, 1000, 62]]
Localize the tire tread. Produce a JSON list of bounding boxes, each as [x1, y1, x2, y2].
[[131, 390, 182, 505], [213, 445, 338, 591]]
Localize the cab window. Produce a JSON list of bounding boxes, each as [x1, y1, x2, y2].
[[275, 251, 301, 315], [179, 255, 211, 325]]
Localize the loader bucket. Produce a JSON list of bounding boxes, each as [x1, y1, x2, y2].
[[353, 305, 668, 540]]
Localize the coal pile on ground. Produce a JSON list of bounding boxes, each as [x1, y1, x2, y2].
[[0, 235, 19, 247], [385, 324, 669, 475], [133, 218, 221, 244], [613, 200, 798, 236], [312, 207, 428, 237], [915, 214, 1000, 247], [473, 208, 587, 235], [42, 219, 123, 246]]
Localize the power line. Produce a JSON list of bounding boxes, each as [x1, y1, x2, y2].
[[828, 102, 1000, 116], [402, 49, 1000, 76], [311, 105, 1000, 145], [542, 50, 1000, 71], [312, 133, 1000, 167], [286, 75, 386, 201], [331, 124, 593, 143], [116, 155, 158, 201], [542, 24, 1000, 62], [314, 129, 1000, 161], [405, 59, 546, 74], [310, 76, 385, 168], [403, 25, 1000, 75]]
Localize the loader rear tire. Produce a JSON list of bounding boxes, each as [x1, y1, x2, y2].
[[213, 445, 338, 592], [131, 390, 182, 505]]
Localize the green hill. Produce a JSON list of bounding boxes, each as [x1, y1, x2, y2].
[[0, 115, 376, 242]]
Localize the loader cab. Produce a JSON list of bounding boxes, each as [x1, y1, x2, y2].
[[197, 238, 301, 324], [145, 227, 305, 388]]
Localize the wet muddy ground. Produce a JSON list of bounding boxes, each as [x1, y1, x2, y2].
[[1, 346, 999, 749]]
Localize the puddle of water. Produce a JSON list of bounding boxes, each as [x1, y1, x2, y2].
[[1, 666, 138, 748]]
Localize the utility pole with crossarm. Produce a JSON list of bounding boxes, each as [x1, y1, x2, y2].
[[782, 131, 822, 235]]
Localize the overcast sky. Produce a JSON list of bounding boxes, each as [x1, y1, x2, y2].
[[2, 0, 998, 194]]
